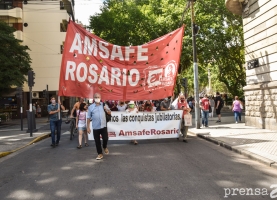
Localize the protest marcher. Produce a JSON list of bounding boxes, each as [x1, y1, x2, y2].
[[177, 94, 191, 142], [109, 100, 118, 111], [70, 97, 85, 118], [215, 92, 223, 122], [37, 105, 41, 118], [188, 98, 194, 113], [153, 100, 161, 111], [117, 101, 127, 111], [200, 94, 210, 128], [209, 96, 215, 118], [160, 97, 171, 111], [232, 96, 243, 123], [87, 93, 111, 160], [144, 100, 154, 112], [126, 101, 139, 144], [76, 102, 88, 149], [48, 96, 65, 147]]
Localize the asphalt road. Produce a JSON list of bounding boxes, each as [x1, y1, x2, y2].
[[0, 127, 277, 200]]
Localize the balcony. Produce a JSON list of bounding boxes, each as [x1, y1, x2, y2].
[[13, 30, 23, 40], [0, 7, 22, 18], [61, 0, 75, 21]]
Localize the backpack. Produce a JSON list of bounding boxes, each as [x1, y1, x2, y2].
[[220, 98, 224, 107]]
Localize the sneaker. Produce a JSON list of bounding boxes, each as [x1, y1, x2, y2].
[[96, 154, 103, 160], [216, 120, 221, 123], [205, 125, 208, 127], [236, 121, 238, 123], [55, 142, 59, 146], [50, 144, 56, 148], [104, 148, 109, 154], [202, 124, 205, 128], [183, 139, 188, 143]]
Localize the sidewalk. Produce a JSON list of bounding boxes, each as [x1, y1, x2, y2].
[[0, 117, 51, 158], [188, 113, 277, 170]]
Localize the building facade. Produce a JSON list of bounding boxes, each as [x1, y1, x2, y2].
[[0, 0, 74, 117], [226, 0, 277, 130]]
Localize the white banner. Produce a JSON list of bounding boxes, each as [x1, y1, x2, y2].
[[88, 110, 183, 140]]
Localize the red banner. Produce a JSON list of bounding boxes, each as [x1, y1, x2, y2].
[[58, 21, 184, 100]]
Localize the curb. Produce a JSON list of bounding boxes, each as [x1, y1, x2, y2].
[[0, 133, 51, 158], [189, 131, 276, 170]]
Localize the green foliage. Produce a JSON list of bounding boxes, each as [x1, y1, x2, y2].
[[89, 0, 245, 97], [0, 21, 32, 96]]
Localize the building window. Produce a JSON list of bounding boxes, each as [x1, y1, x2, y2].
[[60, 44, 64, 54], [60, 1, 64, 10]]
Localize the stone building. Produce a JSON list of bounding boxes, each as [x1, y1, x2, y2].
[[226, 0, 277, 130]]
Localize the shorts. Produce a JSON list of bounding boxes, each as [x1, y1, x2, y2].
[[78, 126, 87, 131], [216, 107, 222, 115]]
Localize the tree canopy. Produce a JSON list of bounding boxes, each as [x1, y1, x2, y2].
[[89, 0, 245, 97], [0, 21, 32, 96]]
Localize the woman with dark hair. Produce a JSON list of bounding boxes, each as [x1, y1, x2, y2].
[[76, 102, 88, 149], [144, 100, 154, 112], [232, 96, 243, 123]]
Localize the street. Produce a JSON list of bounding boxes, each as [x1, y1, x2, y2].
[[0, 118, 277, 200]]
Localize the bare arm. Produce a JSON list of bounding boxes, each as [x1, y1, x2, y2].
[[87, 119, 91, 134], [76, 115, 78, 128]]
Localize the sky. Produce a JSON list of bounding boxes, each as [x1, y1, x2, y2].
[[74, 0, 103, 26]]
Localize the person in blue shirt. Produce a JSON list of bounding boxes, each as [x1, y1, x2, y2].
[[87, 93, 111, 160], [47, 96, 65, 147]]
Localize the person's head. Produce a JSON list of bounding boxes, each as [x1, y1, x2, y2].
[[179, 95, 185, 102], [128, 101, 135, 109], [216, 92, 220, 96], [50, 96, 56, 104], [79, 97, 84, 103], [37, 105, 40, 107], [145, 100, 151, 105], [235, 96, 239, 100], [204, 94, 208, 98], [93, 93, 101, 104], [79, 103, 86, 111], [164, 97, 168, 102]]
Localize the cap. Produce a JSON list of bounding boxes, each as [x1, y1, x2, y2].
[[128, 101, 135, 104]]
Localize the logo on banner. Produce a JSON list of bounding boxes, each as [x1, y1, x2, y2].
[[144, 60, 176, 91], [108, 132, 116, 137]]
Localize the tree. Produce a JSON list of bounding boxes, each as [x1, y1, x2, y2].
[[0, 21, 32, 96], [89, 0, 245, 97]]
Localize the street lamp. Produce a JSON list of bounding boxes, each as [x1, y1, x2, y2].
[[208, 68, 211, 93], [190, 0, 200, 129]]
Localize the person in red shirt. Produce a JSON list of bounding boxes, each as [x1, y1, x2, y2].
[[143, 100, 154, 112], [177, 94, 191, 142], [200, 94, 210, 127]]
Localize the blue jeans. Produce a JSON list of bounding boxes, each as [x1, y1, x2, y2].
[[50, 120, 62, 144], [201, 110, 209, 126], [234, 111, 241, 122]]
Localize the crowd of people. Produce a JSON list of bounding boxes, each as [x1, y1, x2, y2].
[[47, 92, 243, 160]]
